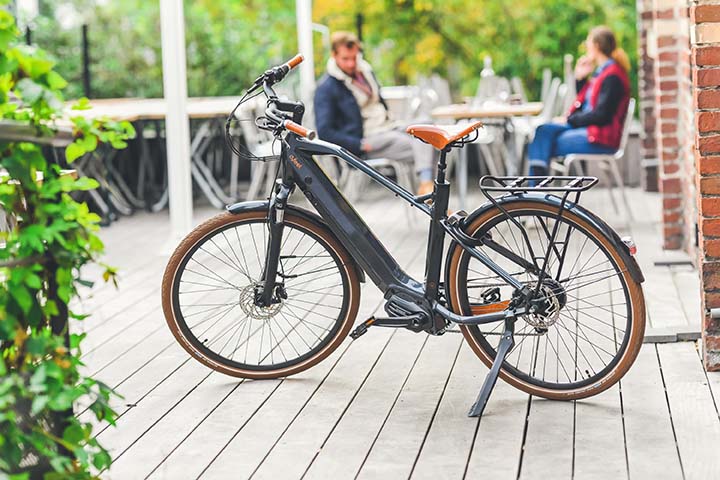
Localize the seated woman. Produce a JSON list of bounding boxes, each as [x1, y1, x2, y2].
[[527, 26, 631, 177]]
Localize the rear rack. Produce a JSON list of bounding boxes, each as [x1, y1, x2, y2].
[[479, 175, 598, 194], [475, 175, 597, 300]]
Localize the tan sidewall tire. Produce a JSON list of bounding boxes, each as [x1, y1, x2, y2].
[[446, 201, 646, 400], [161, 210, 360, 379]]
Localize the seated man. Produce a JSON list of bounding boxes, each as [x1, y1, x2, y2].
[[313, 31, 434, 195]]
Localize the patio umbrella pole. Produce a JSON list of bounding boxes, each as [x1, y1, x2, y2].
[[160, 0, 193, 248]]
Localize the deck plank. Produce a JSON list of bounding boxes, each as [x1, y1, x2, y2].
[[463, 377, 528, 480], [302, 330, 428, 479], [622, 345, 683, 479], [573, 385, 627, 479], [657, 342, 720, 480], [354, 334, 463, 480], [518, 397, 574, 479]]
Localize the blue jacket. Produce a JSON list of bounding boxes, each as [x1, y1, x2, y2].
[[313, 73, 388, 157]]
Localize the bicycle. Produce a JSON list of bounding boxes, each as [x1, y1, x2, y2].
[[161, 55, 646, 417]]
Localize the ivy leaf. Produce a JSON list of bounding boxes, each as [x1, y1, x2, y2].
[[31, 395, 49, 415], [71, 97, 92, 111], [10, 285, 33, 315], [92, 449, 112, 471], [109, 138, 128, 149], [73, 176, 99, 191], [49, 455, 72, 474], [62, 424, 85, 444], [69, 333, 86, 349], [15, 78, 44, 104], [45, 70, 68, 90], [24, 273, 42, 289], [65, 142, 85, 163], [79, 134, 98, 152]]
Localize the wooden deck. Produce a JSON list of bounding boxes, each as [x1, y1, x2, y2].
[[74, 185, 719, 479]]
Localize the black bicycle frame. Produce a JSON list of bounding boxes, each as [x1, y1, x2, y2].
[[260, 133, 525, 327]]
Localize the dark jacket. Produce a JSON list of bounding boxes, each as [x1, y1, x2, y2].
[[567, 62, 630, 149], [313, 73, 389, 157]]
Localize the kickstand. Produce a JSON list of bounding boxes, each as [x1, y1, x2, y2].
[[468, 318, 515, 417]]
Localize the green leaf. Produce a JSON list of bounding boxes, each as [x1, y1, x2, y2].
[[25, 336, 48, 356], [71, 97, 92, 111], [24, 273, 42, 289], [62, 423, 85, 444], [72, 176, 99, 191], [9, 285, 33, 314], [48, 455, 71, 474], [92, 449, 112, 471], [30, 395, 49, 415], [64, 142, 85, 163], [69, 332, 86, 349], [15, 78, 44, 104], [46, 70, 68, 90]]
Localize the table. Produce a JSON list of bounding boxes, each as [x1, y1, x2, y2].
[[431, 102, 543, 209], [431, 102, 543, 120], [69, 97, 243, 214]]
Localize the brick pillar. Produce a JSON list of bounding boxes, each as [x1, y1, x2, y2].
[[692, 0, 720, 370], [638, 0, 660, 192], [653, 0, 691, 250]]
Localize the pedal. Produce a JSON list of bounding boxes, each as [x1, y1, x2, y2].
[[446, 210, 468, 227], [349, 317, 376, 340]]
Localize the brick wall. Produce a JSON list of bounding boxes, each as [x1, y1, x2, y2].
[[637, 0, 660, 192], [651, 0, 694, 251], [692, 0, 720, 370]]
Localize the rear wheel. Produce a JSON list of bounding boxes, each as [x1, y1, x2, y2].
[[161, 209, 360, 379], [445, 201, 645, 400]]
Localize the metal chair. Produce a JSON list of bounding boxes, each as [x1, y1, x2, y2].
[[550, 98, 637, 219], [235, 97, 280, 200]]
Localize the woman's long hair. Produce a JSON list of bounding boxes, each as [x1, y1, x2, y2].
[[590, 25, 631, 72]]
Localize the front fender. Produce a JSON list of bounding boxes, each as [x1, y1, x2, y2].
[[226, 200, 366, 283], [453, 193, 644, 284]]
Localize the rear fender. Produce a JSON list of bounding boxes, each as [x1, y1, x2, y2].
[[448, 193, 644, 284]]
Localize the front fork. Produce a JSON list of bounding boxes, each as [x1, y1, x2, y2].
[[259, 180, 292, 307]]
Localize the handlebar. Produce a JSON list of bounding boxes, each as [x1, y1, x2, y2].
[[283, 120, 316, 140], [254, 54, 304, 88]]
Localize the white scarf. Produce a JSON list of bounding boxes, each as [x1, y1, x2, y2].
[[326, 57, 391, 135]]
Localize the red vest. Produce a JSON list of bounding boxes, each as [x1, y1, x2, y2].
[[568, 62, 630, 149]]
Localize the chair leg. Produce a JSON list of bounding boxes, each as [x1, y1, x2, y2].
[[598, 164, 620, 215], [608, 158, 634, 221], [247, 161, 268, 200], [478, 143, 499, 176], [399, 163, 416, 228]]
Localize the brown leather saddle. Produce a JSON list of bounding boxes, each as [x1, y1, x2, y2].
[[406, 121, 483, 150]]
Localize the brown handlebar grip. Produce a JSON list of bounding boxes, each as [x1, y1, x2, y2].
[[287, 54, 304, 69], [284, 120, 316, 140]]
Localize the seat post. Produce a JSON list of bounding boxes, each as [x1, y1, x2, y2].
[[436, 147, 449, 184]]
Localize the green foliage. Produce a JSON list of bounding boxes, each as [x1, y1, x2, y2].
[[0, 4, 134, 478], [316, 0, 638, 99], [32, 0, 299, 99], [31, 0, 636, 102]]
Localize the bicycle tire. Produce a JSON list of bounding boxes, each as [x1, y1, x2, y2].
[[445, 200, 645, 400], [161, 209, 361, 379]]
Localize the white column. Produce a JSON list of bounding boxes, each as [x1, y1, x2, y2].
[[160, 0, 193, 244], [296, 0, 315, 108]]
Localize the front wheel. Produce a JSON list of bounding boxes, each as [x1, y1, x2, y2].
[[445, 200, 645, 400], [161, 209, 361, 379]]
